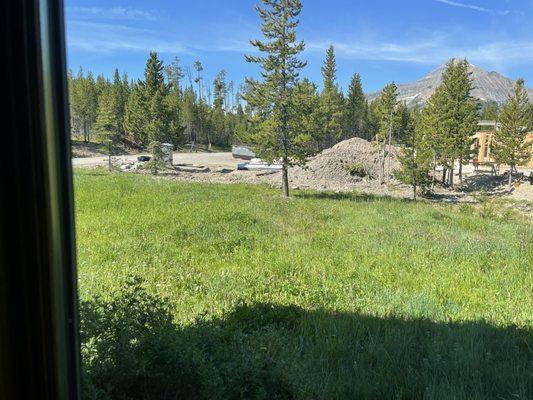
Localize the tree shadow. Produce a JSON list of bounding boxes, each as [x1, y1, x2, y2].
[[80, 279, 532, 400], [460, 173, 510, 195]]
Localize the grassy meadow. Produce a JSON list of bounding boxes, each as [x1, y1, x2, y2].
[[75, 170, 532, 399]]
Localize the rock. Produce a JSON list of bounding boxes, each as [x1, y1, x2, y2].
[[174, 165, 210, 173], [216, 168, 233, 174]]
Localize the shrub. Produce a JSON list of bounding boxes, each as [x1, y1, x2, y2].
[[146, 141, 166, 175], [344, 162, 367, 178]]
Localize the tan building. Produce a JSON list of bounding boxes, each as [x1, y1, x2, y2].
[[472, 121, 533, 168]]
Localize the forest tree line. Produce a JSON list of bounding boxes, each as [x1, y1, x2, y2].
[[68, 45, 423, 155], [68, 0, 532, 197]]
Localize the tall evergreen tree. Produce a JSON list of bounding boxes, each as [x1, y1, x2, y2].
[[143, 52, 167, 100], [345, 73, 368, 139], [194, 60, 204, 101], [94, 87, 119, 170], [165, 56, 184, 92], [396, 107, 432, 199], [142, 52, 170, 144], [292, 78, 321, 150], [146, 89, 169, 143], [374, 82, 398, 184], [245, 0, 308, 197], [319, 45, 344, 148], [419, 87, 446, 190], [182, 86, 198, 145], [491, 79, 531, 189], [112, 68, 127, 140], [436, 59, 479, 187], [124, 87, 148, 145], [213, 70, 227, 110], [166, 83, 186, 147], [322, 45, 337, 94], [70, 68, 97, 142]]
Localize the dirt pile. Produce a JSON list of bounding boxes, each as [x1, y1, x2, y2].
[[287, 137, 400, 189]]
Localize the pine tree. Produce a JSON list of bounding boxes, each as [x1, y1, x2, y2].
[[95, 74, 109, 98], [491, 79, 531, 189], [146, 89, 168, 143], [124, 86, 148, 145], [374, 82, 398, 184], [94, 87, 119, 170], [394, 102, 410, 144], [480, 101, 500, 121], [419, 85, 448, 189], [194, 60, 203, 101], [182, 87, 198, 146], [396, 107, 432, 199], [143, 52, 167, 100], [165, 56, 184, 93], [527, 103, 533, 129], [112, 68, 127, 140], [318, 45, 344, 148], [292, 78, 321, 149], [245, 0, 308, 197], [146, 141, 166, 175], [165, 83, 186, 147], [345, 73, 368, 139], [322, 45, 337, 94], [141, 52, 170, 145], [213, 70, 227, 110], [70, 68, 97, 142], [436, 59, 479, 187]]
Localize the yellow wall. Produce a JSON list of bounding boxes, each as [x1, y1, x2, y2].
[[472, 132, 533, 168]]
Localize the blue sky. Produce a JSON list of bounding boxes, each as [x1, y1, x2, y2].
[[65, 0, 533, 93]]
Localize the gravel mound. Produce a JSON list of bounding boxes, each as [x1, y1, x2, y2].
[[288, 137, 400, 188]]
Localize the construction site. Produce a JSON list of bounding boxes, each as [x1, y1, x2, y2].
[[83, 126, 533, 206]]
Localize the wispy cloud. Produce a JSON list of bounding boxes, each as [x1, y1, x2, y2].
[[66, 7, 157, 21], [434, 0, 510, 15], [66, 21, 187, 54], [307, 37, 533, 67]]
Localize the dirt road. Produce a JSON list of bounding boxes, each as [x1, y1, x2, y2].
[[72, 152, 239, 169]]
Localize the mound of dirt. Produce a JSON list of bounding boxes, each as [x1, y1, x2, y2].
[[288, 137, 400, 188]]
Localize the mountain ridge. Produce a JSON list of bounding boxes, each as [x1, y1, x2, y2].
[[366, 60, 533, 107]]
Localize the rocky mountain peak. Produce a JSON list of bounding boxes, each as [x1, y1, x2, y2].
[[367, 59, 533, 107]]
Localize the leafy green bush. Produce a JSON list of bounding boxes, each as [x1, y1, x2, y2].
[[343, 162, 367, 178], [80, 276, 211, 400], [80, 277, 296, 400]]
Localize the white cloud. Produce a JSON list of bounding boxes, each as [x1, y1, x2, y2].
[[306, 37, 533, 67], [433, 0, 510, 15], [66, 7, 157, 21], [66, 21, 188, 54]]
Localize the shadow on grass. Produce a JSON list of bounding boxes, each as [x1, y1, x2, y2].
[[294, 190, 412, 203], [81, 278, 531, 400]]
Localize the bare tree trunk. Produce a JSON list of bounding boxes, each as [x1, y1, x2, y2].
[[458, 158, 463, 183], [442, 168, 447, 186], [413, 184, 417, 200], [108, 142, 112, 171], [431, 154, 437, 191], [282, 162, 289, 197], [508, 167, 513, 190], [83, 121, 88, 143], [380, 135, 387, 185], [386, 125, 392, 184], [448, 163, 454, 189]]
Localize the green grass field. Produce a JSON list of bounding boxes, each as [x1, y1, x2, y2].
[[75, 170, 532, 399]]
